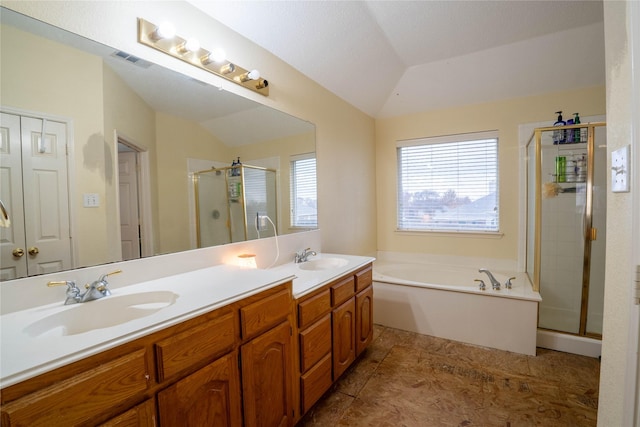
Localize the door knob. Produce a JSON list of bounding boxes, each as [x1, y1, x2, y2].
[[12, 248, 24, 258], [28, 246, 39, 256]]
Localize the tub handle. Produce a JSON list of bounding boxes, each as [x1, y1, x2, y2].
[[505, 277, 516, 289], [474, 279, 486, 291]]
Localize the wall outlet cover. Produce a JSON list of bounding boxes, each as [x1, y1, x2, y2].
[[611, 145, 630, 193]]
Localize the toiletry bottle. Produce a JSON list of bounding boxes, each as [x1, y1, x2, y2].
[[555, 156, 566, 183], [566, 118, 574, 142], [553, 111, 566, 144], [573, 113, 583, 142]]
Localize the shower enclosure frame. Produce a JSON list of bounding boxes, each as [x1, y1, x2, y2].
[[193, 164, 278, 248], [526, 122, 606, 339]]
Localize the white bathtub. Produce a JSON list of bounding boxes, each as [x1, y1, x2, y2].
[[373, 261, 541, 355]]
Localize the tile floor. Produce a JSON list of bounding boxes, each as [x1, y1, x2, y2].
[[298, 325, 600, 427]]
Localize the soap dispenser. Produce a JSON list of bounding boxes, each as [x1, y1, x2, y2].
[[574, 113, 586, 142], [553, 111, 566, 144]]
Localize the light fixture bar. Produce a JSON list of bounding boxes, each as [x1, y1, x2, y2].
[[137, 18, 269, 96]]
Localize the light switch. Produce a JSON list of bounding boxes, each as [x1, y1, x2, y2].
[[83, 193, 100, 207], [611, 145, 630, 193]]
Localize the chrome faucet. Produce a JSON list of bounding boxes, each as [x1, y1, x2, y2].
[[47, 270, 122, 305], [294, 248, 317, 263], [479, 268, 500, 290]]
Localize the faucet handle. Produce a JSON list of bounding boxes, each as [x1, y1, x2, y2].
[[505, 277, 516, 289], [47, 280, 78, 291], [48, 280, 80, 303], [99, 269, 122, 282], [474, 279, 486, 291]]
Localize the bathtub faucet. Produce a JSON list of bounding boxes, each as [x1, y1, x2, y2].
[[479, 268, 500, 290]]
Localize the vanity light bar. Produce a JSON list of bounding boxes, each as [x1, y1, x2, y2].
[[137, 18, 269, 96]]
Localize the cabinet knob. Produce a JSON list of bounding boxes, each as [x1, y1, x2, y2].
[[28, 246, 39, 256], [12, 248, 24, 258]]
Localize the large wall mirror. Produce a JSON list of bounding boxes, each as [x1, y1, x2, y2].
[[0, 7, 317, 282]]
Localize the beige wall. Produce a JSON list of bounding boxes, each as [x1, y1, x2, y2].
[[1, 24, 109, 267], [155, 112, 231, 254], [102, 65, 157, 260], [598, 1, 638, 425], [376, 86, 605, 261]]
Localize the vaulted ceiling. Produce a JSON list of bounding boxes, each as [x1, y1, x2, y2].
[[188, 0, 605, 118]]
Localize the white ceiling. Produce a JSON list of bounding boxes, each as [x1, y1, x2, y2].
[[188, 0, 605, 118]]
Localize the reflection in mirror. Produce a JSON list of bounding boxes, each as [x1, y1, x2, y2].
[[194, 164, 277, 247], [0, 7, 316, 282]]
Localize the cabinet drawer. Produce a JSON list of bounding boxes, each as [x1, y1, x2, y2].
[[297, 289, 331, 329], [241, 288, 291, 340], [1, 349, 149, 426], [355, 265, 373, 292], [299, 314, 332, 373], [156, 311, 237, 381], [331, 276, 355, 306], [300, 353, 332, 414]]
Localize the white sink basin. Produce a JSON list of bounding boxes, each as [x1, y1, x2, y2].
[[298, 257, 349, 271], [24, 291, 179, 338]]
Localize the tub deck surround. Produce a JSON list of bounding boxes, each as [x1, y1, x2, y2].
[[372, 258, 540, 356], [0, 253, 374, 388], [374, 260, 541, 303]]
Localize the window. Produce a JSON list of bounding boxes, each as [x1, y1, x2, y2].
[[290, 153, 317, 228], [397, 131, 499, 233]]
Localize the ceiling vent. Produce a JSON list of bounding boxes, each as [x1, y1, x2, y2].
[[111, 50, 152, 69]]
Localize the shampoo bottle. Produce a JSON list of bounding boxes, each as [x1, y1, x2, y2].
[[553, 111, 566, 144]]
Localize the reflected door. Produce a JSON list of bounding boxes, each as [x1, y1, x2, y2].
[[119, 150, 141, 260], [0, 112, 72, 280]]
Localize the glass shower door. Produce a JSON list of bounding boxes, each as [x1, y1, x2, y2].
[[537, 129, 586, 334], [529, 123, 606, 338]]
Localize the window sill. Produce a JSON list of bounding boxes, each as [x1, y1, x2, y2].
[[395, 229, 504, 239]]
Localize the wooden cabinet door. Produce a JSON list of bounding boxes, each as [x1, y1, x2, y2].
[[99, 398, 156, 427], [157, 351, 242, 427], [332, 297, 356, 380], [356, 286, 374, 356], [241, 321, 293, 427]]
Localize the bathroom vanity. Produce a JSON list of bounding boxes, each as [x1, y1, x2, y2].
[[0, 255, 374, 426]]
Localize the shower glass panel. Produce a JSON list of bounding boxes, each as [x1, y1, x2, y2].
[[195, 169, 230, 247], [586, 126, 607, 335], [526, 122, 606, 338], [194, 165, 277, 248]]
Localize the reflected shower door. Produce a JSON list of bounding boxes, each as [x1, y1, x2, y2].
[[195, 170, 230, 247]]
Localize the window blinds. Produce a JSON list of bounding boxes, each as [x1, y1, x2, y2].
[[290, 154, 317, 228], [397, 131, 499, 232]]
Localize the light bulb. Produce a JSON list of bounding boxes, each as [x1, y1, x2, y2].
[[153, 22, 176, 40], [201, 48, 227, 65], [237, 69, 260, 82], [210, 48, 226, 63], [184, 38, 200, 52]]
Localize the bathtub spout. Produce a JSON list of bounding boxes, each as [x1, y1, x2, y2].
[[479, 268, 500, 290]]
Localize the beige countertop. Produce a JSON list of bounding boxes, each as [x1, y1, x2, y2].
[[0, 253, 373, 388]]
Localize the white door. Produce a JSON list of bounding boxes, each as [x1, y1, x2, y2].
[[119, 150, 141, 260], [0, 112, 27, 280], [0, 112, 72, 279]]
